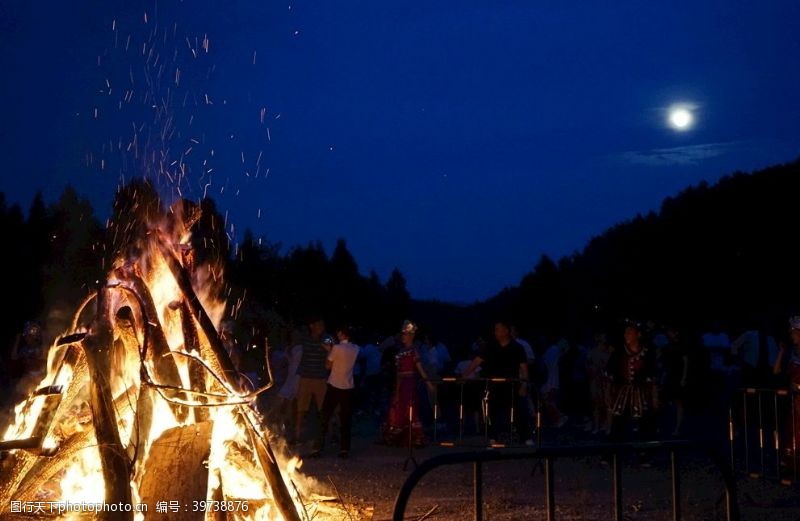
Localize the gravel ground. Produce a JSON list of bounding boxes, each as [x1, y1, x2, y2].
[[289, 415, 800, 521]]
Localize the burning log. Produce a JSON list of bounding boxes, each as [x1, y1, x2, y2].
[[2, 193, 312, 521], [14, 430, 94, 503], [157, 238, 237, 381], [157, 238, 302, 521], [178, 300, 210, 422], [81, 286, 133, 519], [0, 343, 87, 512], [117, 267, 188, 423], [138, 422, 213, 520]]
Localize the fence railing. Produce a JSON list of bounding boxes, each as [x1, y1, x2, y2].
[[392, 440, 739, 521], [428, 377, 541, 447], [729, 386, 799, 484]]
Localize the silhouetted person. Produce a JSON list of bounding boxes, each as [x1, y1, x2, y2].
[[607, 320, 659, 447], [773, 316, 800, 461], [463, 321, 533, 445], [294, 317, 331, 445]]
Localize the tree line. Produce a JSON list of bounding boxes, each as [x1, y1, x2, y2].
[[1, 157, 799, 362]]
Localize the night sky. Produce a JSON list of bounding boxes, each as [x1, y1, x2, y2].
[[1, 1, 799, 302]]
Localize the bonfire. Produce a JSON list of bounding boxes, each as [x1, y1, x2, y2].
[[0, 191, 321, 520]]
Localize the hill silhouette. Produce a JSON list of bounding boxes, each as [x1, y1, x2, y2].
[[459, 157, 800, 346], [1, 158, 799, 362]]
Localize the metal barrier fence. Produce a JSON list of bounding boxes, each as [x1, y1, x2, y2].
[[729, 387, 799, 484], [429, 377, 541, 448], [392, 440, 739, 521]]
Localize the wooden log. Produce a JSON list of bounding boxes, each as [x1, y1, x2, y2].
[[157, 239, 301, 521], [138, 422, 212, 521], [81, 286, 133, 520], [119, 271, 188, 422], [15, 430, 94, 503], [110, 319, 153, 467], [0, 452, 36, 513], [156, 239, 237, 381], [0, 346, 87, 511], [179, 301, 209, 423], [244, 413, 303, 521], [13, 380, 139, 502]]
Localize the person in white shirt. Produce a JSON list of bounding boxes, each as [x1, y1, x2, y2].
[[511, 326, 535, 363], [541, 339, 569, 428], [315, 325, 360, 457], [732, 327, 779, 385], [702, 325, 734, 374]]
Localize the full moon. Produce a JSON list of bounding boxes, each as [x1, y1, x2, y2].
[[668, 107, 694, 130]]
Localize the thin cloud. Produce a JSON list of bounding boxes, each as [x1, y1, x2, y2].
[[620, 142, 739, 167]]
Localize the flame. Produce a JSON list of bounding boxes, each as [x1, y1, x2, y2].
[[61, 444, 105, 504], [0, 206, 338, 520]]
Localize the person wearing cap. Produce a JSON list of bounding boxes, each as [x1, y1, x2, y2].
[[381, 320, 434, 446], [773, 316, 800, 460], [316, 325, 360, 457], [294, 317, 332, 446], [606, 319, 659, 446]]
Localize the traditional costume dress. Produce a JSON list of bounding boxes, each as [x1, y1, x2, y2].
[[607, 340, 658, 441], [381, 321, 426, 446]]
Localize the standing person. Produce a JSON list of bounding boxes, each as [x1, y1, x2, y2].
[[607, 320, 659, 445], [511, 325, 535, 364], [358, 340, 383, 415], [419, 333, 451, 423], [382, 320, 434, 446], [662, 324, 691, 437], [773, 316, 800, 461], [316, 326, 360, 458], [586, 333, 614, 435], [702, 321, 739, 414], [462, 320, 534, 446], [294, 317, 331, 446], [277, 334, 303, 440], [379, 335, 400, 412], [540, 338, 569, 428], [9, 321, 47, 401]]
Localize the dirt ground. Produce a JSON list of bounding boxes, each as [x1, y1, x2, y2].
[[290, 415, 800, 521]]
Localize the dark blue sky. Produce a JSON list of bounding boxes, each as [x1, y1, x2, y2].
[[1, 1, 799, 302]]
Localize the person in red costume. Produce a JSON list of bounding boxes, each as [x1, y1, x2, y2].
[[606, 319, 659, 444], [381, 320, 434, 446]]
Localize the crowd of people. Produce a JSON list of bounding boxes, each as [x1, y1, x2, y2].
[[5, 312, 800, 461], [249, 314, 800, 458]]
